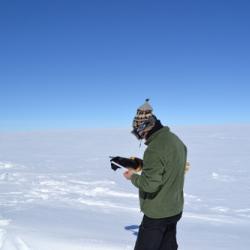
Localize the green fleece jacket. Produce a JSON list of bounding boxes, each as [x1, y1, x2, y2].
[[131, 126, 187, 219]]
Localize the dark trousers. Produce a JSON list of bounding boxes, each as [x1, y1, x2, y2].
[[134, 212, 182, 250]]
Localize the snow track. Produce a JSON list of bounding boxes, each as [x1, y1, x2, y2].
[[0, 235, 31, 250], [0, 229, 7, 249], [0, 222, 30, 250], [13, 237, 31, 250]]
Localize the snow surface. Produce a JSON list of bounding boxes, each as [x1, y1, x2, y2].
[[0, 126, 250, 249]]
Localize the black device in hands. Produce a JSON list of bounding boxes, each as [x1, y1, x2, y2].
[[109, 156, 143, 171]]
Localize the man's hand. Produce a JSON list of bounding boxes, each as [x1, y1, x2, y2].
[[123, 168, 136, 180]]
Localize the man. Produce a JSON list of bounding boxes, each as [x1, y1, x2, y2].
[[124, 99, 187, 250]]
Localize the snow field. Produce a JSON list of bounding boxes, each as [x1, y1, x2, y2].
[[0, 126, 250, 249]]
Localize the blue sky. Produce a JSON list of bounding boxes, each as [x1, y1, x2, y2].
[[0, 0, 250, 130]]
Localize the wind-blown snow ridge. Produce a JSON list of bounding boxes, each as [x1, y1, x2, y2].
[[0, 162, 15, 170], [68, 180, 116, 185], [184, 212, 237, 224], [0, 169, 139, 218], [0, 220, 11, 227], [211, 172, 236, 182], [77, 198, 138, 211]]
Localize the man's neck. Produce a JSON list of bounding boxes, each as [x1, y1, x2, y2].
[[145, 120, 163, 140]]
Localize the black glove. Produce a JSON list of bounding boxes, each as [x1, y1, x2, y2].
[[110, 156, 143, 171]]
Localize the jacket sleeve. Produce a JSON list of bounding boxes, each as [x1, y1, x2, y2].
[[131, 149, 164, 193]]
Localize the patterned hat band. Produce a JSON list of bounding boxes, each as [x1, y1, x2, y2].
[[132, 115, 157, 139], [133, 99, 154, 128], [131, 99, 156, 139], [133, 113, 153, 129]]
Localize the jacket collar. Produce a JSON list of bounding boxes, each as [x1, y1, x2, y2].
[[145, 126, 170, 145]]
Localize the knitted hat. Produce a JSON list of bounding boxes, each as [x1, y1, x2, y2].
[[132, 99, 153, 129], [132, 99, 157, 139]]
